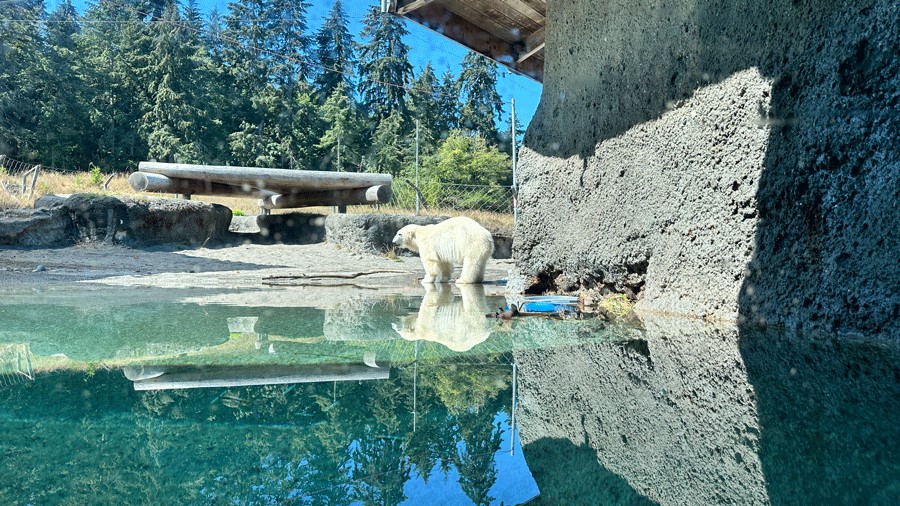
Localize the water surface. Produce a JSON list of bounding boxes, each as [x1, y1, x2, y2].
[[0, 285, 897, 505]]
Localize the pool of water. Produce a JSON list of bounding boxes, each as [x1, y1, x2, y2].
[[0, 284, 897, 505]]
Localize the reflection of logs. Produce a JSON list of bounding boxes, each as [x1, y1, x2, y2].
[[128, 364, 389, 390]]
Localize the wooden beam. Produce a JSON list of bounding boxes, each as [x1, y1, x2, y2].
[[137, 162, 392, 192], [517, 27, 545, 63], [258, 184, 393, 209], [400, 4, 543, 82], [497, 0, 545, 24], [396, 0, 436, 15]]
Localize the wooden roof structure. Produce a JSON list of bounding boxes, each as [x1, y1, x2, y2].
[[381, 0, 546, 82]]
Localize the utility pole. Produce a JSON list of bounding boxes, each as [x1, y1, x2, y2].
[[415, 119, 420, 216], [337, 136, 346, 213], [511, 98, 518, 225]]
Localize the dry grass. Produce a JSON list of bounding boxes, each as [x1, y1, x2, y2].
[[0, 170, 515, 234]]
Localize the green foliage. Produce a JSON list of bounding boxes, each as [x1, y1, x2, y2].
[[89, 164, 103, 186], [401, 130, 511, 210], [458, 52, 504, 143], [0, 0, 510, 207], [231, 208, 245, 216], [358, 5, 413, 123]]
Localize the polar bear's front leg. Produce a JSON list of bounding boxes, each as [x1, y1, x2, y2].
[[422, 260, 450, 283]]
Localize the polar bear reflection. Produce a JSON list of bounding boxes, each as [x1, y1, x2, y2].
[[392, 284, 495, 352]]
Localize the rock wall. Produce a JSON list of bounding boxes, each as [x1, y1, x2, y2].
[[515, 0, 899, 336], [0, 194, 232, 247]]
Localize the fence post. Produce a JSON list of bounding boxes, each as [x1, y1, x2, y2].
[[29, 165, 40, 197]]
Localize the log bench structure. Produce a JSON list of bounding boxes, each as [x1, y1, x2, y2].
[[129, 162, 393, 210]]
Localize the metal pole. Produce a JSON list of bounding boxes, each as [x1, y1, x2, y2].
[[511, 98, 518, 225], [413, 340, 419, 432], [511, 362, 517, 456], [337, 137, 347, 213], [415, 119, 420, 216]]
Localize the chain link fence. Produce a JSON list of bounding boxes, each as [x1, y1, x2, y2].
[[389, 178, 516, 215]]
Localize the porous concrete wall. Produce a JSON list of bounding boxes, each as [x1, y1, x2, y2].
[[515, 0, 899, 336]]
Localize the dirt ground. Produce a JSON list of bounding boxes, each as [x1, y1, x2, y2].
[[0, 242, 515, 297]]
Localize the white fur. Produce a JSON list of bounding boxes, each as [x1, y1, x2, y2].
[[391, 216, 495, 284], [392, 284, 494, 352]]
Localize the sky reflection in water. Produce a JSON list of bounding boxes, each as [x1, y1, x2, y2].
[[0, 285, 897, 505]]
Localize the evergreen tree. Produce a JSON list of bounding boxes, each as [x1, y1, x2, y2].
[[76, 0, 148, 170], [318, 82, 365, 172], [457, 51, 503, 143], [367, 110, 406, 176], [139, 2, 216, 163], [222, 0, 316, 168], [312, 0, 355, 104], [36, 0, 91, 168], [270, 0, 312, 90], [183, 0, 204, 30], [436, 69, 460, 136], [357, 6, 413, 123], [0, 0, 45, 159], [408, 64, 441, 153]]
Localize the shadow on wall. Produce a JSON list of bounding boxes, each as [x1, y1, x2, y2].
[[527, 0, 899, 337], [737, 327, 900, 504], [525, 438, 658, 506]]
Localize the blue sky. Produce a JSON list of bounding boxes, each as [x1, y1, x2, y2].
[[57, 0, 543, 129]]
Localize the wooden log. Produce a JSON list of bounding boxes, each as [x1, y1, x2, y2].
[[130, 363, 390, 390], [128, 171, 276, 197], [258, 184, 393, 209], [137, 161, 392, 192]]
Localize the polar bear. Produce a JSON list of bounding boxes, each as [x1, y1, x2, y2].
[[392, 216, 494, 284], [392, 284, 495, 352]]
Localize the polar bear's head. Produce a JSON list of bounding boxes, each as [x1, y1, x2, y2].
[[392, 224, 421, 252]]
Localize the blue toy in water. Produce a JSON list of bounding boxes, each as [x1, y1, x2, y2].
[[506, 296, 579, 315]]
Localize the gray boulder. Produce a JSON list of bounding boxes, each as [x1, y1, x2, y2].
[[25, 193, 233, 247], [325, 213, 447, 254], [0, 207, 75, 247]]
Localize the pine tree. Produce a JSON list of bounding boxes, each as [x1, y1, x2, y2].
[[0, 0, 45, 159], [408, 64, 441, 153], [76, 0, 149, 170], [222, 0, 316, 168], [270, 0, 312, 91], [36, 0, 91, 168], [318, 82, 364, 172], [436, 69, 460, 136], [457, 51, 503, 143], [313, 0, 355, 104], [139, 2, 217, 163], [367, 110, 406, 176], [357, 6, 413, 123]]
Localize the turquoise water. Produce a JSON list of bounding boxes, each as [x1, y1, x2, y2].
[[0, 286, 897, 505]]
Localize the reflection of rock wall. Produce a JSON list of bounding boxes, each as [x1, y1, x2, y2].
[[515, 319, 766, 504], [739, 329, 900, 504], [393, 285, 495, 352], [515, 316, 900, 504]]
